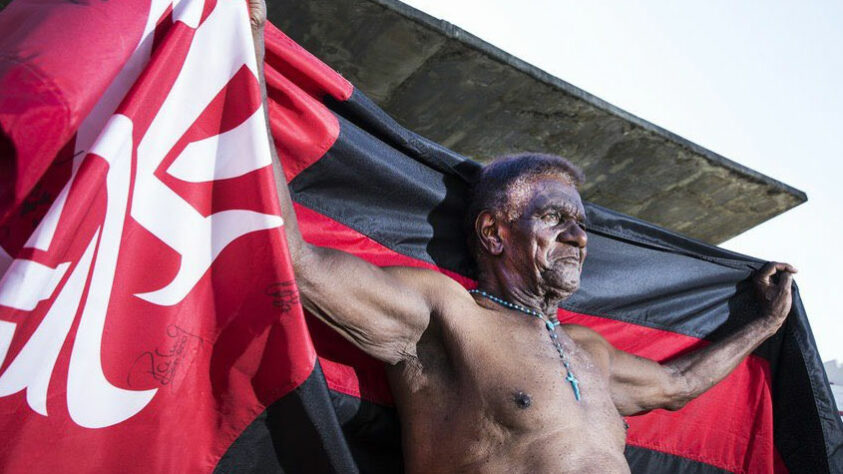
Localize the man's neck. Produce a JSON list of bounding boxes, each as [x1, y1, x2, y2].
[[475, 270, 562, 317]]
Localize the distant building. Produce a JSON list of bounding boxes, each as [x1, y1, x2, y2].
[[824, 360, 843, 418]]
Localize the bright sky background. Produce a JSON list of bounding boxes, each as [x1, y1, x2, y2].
[[402, 0, 843, 363]]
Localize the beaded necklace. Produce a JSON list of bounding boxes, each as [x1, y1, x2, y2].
[[469, 289, 582, 401]]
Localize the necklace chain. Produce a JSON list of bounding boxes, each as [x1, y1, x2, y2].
[[469, 289, 582, 401]]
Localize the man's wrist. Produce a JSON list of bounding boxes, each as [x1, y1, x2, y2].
[[758, 313, 785, 337]]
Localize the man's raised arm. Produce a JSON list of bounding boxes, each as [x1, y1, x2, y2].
[[577, 262, 796, 416], [248, 1, 453, 364]]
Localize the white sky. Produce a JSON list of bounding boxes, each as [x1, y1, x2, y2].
[[402, 0, 843, 362]]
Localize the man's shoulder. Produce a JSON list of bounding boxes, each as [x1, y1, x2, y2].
[[562, 323, 602, 339], [563, 324, 616, 374], [563, 324, 613, 352], [382, 265, 473, 308]]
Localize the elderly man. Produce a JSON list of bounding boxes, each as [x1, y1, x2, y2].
[[250, 3, 796, 472]]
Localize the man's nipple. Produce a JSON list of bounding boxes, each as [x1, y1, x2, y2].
[[512, 391, 532, 409]]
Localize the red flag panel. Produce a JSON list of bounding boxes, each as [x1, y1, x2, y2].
[[0, 1, 311, 472]]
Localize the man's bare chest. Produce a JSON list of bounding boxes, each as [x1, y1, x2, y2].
[[457, 319, 618, 426], [393, 312, 628, 451]]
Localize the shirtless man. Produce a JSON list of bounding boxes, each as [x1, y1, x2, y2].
[[250, 3, 797, 472]]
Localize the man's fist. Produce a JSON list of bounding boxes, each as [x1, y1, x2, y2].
[[249, 0, 266, 31], [248, 0, 267, 64], [753, 261, 797, 331]]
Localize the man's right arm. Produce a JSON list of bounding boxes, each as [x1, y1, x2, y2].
[[598, 262, 796, 415], [251, 6, 447, 364]]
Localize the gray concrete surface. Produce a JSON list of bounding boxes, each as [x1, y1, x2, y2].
[[268, 0, 806, 244]]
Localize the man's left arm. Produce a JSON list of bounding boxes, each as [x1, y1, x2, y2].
[[603, 262, 796, 416]]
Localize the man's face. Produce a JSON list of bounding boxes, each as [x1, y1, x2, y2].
[[504, 177, 588, 299]]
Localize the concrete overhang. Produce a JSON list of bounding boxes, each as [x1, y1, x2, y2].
[[268, 0, 807, 244]]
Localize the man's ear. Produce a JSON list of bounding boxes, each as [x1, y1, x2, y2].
[[475, 210, 505, 256]]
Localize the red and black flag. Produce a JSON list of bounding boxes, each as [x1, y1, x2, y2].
[[233, 23, 842, 474], [0, 1, 841, 473]]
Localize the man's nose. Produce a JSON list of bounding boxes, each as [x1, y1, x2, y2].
[[559, 222, 588, 248]]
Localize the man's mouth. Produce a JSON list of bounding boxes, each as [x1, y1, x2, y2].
[[554, 255, 581, 266]]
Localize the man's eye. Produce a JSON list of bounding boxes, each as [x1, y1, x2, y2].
[[542, 213, 561, 224]]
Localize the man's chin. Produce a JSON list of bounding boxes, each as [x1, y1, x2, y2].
[[540, 268, 580, 299]]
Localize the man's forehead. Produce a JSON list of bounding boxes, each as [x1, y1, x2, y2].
[[502, 174, 584, 221], [528, 178, 584, 211]]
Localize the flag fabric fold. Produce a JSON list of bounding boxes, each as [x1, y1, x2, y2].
[[0, 1, 841, 473]]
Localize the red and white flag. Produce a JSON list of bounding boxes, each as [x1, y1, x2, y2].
[[0, 0, 313, 471]]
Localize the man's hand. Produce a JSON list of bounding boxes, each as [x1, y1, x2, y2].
[[248, 0, 267, 65], [248, 0, 266, 32], [754, 261, 797, 333]]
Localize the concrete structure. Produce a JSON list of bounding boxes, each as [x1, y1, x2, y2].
[[268, 0, 807, 244], [824, 360, 843, 419]]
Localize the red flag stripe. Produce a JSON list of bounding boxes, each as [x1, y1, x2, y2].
[[264, 24, 353, 182]]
